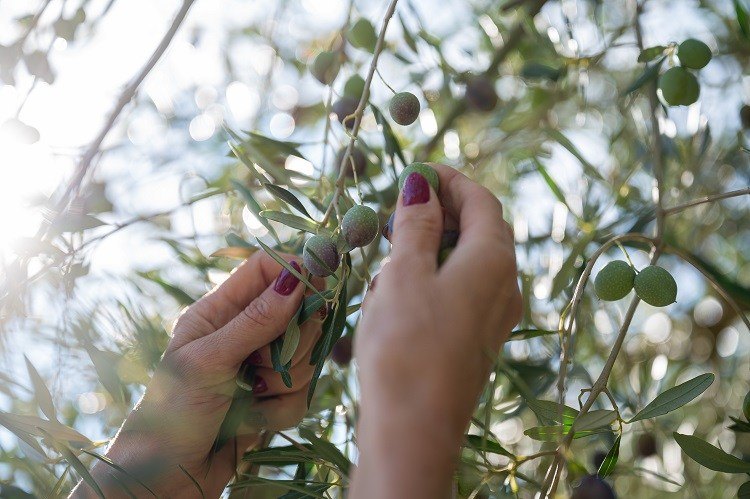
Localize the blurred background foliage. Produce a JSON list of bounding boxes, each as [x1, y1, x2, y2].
[[0, 0, 749, 497]]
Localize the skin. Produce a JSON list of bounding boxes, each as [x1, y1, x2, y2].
[[351, 164, 521, 499], [70, 253, 325, 498], [71, 164, 521, 498]]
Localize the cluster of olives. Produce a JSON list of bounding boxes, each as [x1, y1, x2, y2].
[[381, 163, 458, 264], [657, 39, 712, 107], [594, 260, 677, 307], [302, 204, 379, 277]]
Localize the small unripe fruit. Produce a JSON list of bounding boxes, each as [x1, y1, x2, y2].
[[347, 18, 378, 52], [741, 105, 750, 129], [744, 392, 750, 421], [465, 75, 498, 111], [303, 234, 340, 277], [344, 74, 366, 100], [341, 205, 379, 248], [678, 39, 712, 70], [311, 51, 340, 85], [389, 92, 420, 125], [331, 336, 353, 365], [594, 261, 635, 301], [398, 163, 440, 193], [634, 265, 677, 307], [658, 67, 699, 106], [382, 212, 395, 242], [335, 146, 367, 178], [636, 433, 657, 458], [333, 97, 359, 129], [571, 475, 615, 499]]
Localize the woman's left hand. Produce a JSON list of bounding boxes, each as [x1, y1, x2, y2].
[[71, 251, 324, 498]]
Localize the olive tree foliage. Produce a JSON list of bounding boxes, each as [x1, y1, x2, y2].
[[0, 0, 749, 497]]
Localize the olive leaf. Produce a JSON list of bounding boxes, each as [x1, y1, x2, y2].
[[270, 337, 293, 388], [575, 410, 617, 431], [464, 434, 513, 457], [264, 182, 313, 219], [299, 291, 334, 324], [527, 399, 578, 426], [231, 179, 281, 243], [637, 45, 667, 63], [255, 238, 325, 298], [225, 232, 252, 247], [299, 426, 351, 476], [279, 305, 303, 366], [597, 434, 620, 478], [24, 356, 56, 422], [523, 425, 609, 441], [736, 0, 750, 40], [624, 57, 665, 95], [628, 373, 714, 422], [673, 432, 750, 473], [260, 210, 319, 233], [209, 246, 258, 259]]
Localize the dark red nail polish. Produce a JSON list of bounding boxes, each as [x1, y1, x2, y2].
[[274, 261, 301, 295], [402, 172, 430, 206], [252, 376, 268, 394], [247, 350, 262, 365]]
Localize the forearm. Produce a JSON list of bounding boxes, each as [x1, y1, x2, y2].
[[351, 404, 463, 499]]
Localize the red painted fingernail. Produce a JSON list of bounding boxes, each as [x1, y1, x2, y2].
[[274, 261, 301, 296], [248, 350, 262, 364], [402, 172, 430, 206], [252, 376, 268, 394]]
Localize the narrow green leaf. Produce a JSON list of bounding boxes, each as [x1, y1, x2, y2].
[[524, 425, 609, 441], [532, 159, 572, 212], [298, 426, 351, 476], [24, 356, 56, 422], [81, 450, 158, 497], [673, 432, 750, 473], [371, 105, 405, 168], [40, 430, 104, 499], [576, 410, 617, 431], [307, 278, 347, 407], [624, 57, 664, 95], [270, 337, 293, 388], [299, 291, 334, 324], [507, 328, 557, 341], [137, 271, 195, 305], [545, 129, 604, 182], [528, 399, 578, 426], [232, 179, 280, 243], [598, 434, 620, 477], [225, 232, 251, 248], [464, 434, 513, 457], [255, 238, 324, 298], [260, 210, 319, 233], [629, 373, 714, 422], [280, 306, 303, 366], [736, 0, 750, 40], [264, 183, 312, 219], [637, 45, 667, 62], [0, 411, 90, 446]]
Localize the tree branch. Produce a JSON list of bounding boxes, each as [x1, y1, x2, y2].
[[663, 187, 750, 216]]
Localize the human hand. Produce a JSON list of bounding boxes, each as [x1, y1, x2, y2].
[[351, 164, 522, 499], [71, 251, 324, 498]]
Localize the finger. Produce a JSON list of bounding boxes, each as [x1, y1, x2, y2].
[[249, 361, 315, 398], [176, 251, 294, 341], [193, 260, 307, 367], [244, 315, 324, 369], [389, 170, 444, 274], [236, 387, 310, 435]]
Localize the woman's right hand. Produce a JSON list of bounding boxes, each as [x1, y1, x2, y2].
[[352, 164, 522, 499]]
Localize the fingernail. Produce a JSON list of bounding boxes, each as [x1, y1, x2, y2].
[[274, 261, 301, 296], [252, 376, 268, 394], [402, 172, 430, 206], [247, 350, 262, 365]]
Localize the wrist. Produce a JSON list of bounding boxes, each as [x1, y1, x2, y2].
[[352, 401, 463, 499]]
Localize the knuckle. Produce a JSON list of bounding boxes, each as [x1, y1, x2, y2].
[[242, 296, 275, 330]]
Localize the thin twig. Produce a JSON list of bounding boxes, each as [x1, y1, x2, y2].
[[663, 187, 750, 216], [320, 0, 401, 227], [41, 0, 196, 236]]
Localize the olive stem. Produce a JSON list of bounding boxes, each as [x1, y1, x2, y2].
[[663, 187, 750, 216], [320, 0, 401, 227]]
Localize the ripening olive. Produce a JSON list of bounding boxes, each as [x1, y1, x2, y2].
[[335, 146, 367, 178], [658, 67, 699, 106], [389, 92, 420, 125], [303, 234, 340, 277], [332, 97, 359, 129], [465, 75, 498, 111], [634, 265, 677, 307], [341, 205, 379, 248], [571, 475, 616, 499]]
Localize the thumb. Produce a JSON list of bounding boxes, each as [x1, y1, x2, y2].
[[389, 171, 444, 271]]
